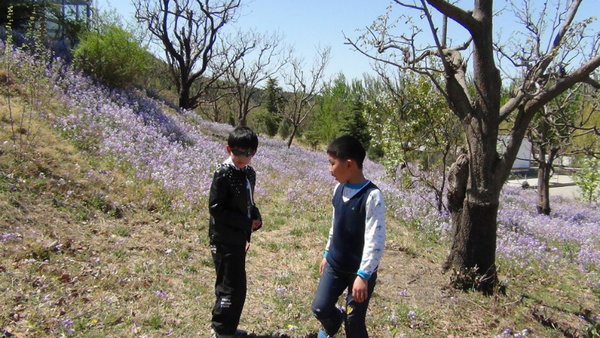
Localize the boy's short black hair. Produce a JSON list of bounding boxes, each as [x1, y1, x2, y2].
[[228, 126, 258, 150], [327, 135, 366, 169]]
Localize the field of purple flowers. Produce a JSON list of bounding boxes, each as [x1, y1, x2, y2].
[[49, 44, 600, 289], [1, 41, 599, 336]]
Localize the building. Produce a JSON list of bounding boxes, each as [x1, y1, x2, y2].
[[1, 1, 91, 45], [498, 136, 532, 174], [46, 0, 91, 40]]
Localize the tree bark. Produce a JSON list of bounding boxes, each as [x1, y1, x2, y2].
[[178, 85, 192, 110], [537, 161, 552, 215], [446, 198, 499, 293], [536, 146, 559, 215], [286, 125, 297, 148], [445, 153, 468, 235], [444, 149, 500, 294]]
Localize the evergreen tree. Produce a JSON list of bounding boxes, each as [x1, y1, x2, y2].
[[306, 73, 352, 145], [263, 77, 284, 137], [341, 98, 371, 149]]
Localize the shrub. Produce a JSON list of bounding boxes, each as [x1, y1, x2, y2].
[[574, 157, 600, 203], [72, 24, 150, 88]]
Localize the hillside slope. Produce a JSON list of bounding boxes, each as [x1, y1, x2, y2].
[[1, 45, 599, 337]]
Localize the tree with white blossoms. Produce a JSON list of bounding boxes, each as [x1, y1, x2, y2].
[[346, 0, 600, 293], [363, 69, 463, 212]]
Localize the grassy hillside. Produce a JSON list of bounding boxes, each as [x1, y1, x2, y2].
[[1, 42, 599, 337]]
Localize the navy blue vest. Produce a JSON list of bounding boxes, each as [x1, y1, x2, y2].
[[327, 181, 378, 274]]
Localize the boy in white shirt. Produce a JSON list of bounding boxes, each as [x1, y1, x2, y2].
[[312, 135, 386, 338]]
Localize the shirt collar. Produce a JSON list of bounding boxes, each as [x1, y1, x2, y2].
[[345, 180, 370, 190], [224, 157, 246, 171]]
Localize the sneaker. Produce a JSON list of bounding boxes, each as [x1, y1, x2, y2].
[[316, 305, 345, 338], [318, 328, 332, 338]]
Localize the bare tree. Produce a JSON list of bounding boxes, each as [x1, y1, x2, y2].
[[196, 83, 231, 123], [346, 0, 600, 293], [528, 83, 600, 215], [221, 30, 289, 126], [503, 2, 600, 215], [133, 0, 241, 110], [282, 47, 330, 148]]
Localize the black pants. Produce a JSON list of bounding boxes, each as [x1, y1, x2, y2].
[[210, 242, 247, 335]]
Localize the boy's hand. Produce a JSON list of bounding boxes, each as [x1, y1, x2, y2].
[[319, 257, 327, 275], [251, 219, 262, 231], [352, 276, 368, 303]]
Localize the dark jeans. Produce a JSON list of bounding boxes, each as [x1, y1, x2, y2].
[[311, 262, 377, 338], [210, 242, 247, 335]]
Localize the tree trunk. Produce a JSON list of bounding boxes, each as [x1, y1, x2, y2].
[[238, 115, 247, 127], [286, 125, 298, 148], [211, 102, 221, 123], [238, 104, 248, 126], [237, 99, 248, 127], [536, 146, 559, 215], [178, 85, 192, 110], [537, 161, 551, 215], [444, 198, 499, 293], [444, 125, 502, 294]]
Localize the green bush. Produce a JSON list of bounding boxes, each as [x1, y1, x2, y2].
[[574, 157, 600, 203], [72, 24, 150, 88]]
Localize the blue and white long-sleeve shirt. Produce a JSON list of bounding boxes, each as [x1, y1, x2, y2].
[[324, 181, 386, 280]]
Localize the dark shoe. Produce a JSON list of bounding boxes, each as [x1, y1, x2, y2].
[[211, 329, 247, 337]]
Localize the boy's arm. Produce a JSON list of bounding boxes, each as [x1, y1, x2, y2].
[[249, 167, 262, 230], [356, 189, 386, 280], [251, 206, 262, 231], [323, 184, 339, 258], [209, 170, 252, 231], [319, 209, 334, 276], [323, 208, 334, 256]]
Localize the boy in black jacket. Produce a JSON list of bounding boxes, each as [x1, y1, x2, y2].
[[209, 126, 262, 337]]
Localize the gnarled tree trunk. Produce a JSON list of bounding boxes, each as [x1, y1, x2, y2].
[[346, 0, 600, 294], [444, 116, 504, 293]]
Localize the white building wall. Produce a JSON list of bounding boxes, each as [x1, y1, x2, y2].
[[497, 136, 532, 171]]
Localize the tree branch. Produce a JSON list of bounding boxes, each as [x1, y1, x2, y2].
[[421, 0, 478, 32], [525, 54, 600, 114]]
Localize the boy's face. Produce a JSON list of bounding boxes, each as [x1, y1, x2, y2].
[[227, 145, 255, 168], [328, 154, 352, 183]]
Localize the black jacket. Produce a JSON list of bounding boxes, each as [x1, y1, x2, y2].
[[208, 162, 261, 245]]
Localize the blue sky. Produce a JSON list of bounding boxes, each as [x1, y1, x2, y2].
[[96, 1, 599, 83], [96, 0, 388, 82]]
